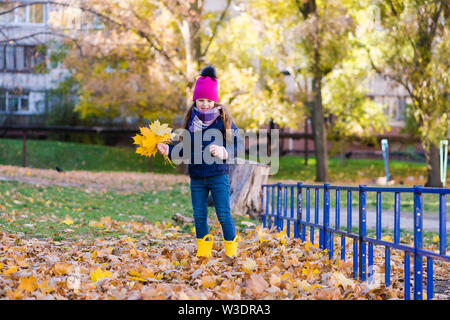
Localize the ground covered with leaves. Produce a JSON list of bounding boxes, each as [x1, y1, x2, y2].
[[1, 221, 448, 300], [0, 165, 448, 300]]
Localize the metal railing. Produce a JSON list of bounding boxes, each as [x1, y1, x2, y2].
[[260, 182, 449, 300]]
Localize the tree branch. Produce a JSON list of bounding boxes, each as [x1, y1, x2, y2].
[[0, 0, 187, 79], [201, 0, 231, 58], [364, 46, 415, 101], [0, 30, 85, 56], [387, 0, 398, 16]]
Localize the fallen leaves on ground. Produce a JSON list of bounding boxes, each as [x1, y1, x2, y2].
[[0, 165, 189, 194], [1, 223, 448, 300]]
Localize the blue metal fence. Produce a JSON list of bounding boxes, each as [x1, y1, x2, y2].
[[260, 182, 450, 300]]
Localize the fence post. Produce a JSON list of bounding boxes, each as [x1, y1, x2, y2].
[[394, 192, 401, 244], [323, 184, 330, 254], [315, 188, 320, 247], [277, 182, 282, 232], [405, 253, 411, 300], [289, 186, 293, 237], [439, 194, 447, 255], [284, 185, 288, 234], [22, 130, 27, 167], [427, 257, 434, 300], [307, 188, 312, 243], [261, 186, 266, 228], [270, 185, 275, 229], [359, 184, 367, 281], [296, 182, 303, 239], [413, 185, 423, 300]]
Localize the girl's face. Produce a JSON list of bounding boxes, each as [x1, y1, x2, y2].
[[196, 98, 215, 111]]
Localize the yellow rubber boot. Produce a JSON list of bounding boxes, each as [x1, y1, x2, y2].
[[196, 234, 214, 258], [224, 236, 238, 258]]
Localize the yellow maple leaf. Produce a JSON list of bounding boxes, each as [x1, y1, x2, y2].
[[4, 266, 18, 275], [132, 134, 143, 145], [276, 229, 287, 245], [242, 258, 257, 274], [61, 216, 74, 225], [304, 241, 315, 251], [89, 220, 104, 228], [281, 272, 290, 281], [127, 270, 147, 282], [128, 269, 141, 277], [152, 273, 163, 280], [38, 280, 56, 294], [132, 121, 175, 167], [90, 267, 111, 283], [142, 131, 158, 150], [333, 272, 356, 290], [150, 120, 171, 137], [139, 126, 152, 137], [53, 263, 72, 275], [18, 275, 38, 293], [201, 276, 217, 289], [309, 284, 322, 290]]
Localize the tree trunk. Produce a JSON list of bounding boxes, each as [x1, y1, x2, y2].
[[208, 160, 270, 219], [424, 142, 442, 187], [181, 1, 202, 108], [310, 75, 329, 182]]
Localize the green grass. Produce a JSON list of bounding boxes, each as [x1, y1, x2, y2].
[[0, 138, 179, 173], [0, 180, 191, 240], [271, 156, 428, 184], [0, 138, 432, 185], [0, 180, 255, 241], [0, 138, 445, 244]]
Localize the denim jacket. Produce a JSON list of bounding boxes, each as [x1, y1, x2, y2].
[[167, 116, 244, 178]]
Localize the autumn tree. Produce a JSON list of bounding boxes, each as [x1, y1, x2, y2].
[[247, 0, 386, 182], [0, 0, 234, 122], [359, 0, 449, 187], [206, 6, 305, 130]]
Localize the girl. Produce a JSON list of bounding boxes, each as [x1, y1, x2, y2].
[[157, 65, 244, 259]]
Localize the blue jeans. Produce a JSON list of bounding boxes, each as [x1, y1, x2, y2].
[[190, 174, 236, 241]]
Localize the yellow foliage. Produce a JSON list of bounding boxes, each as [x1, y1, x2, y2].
[[53, 263, 73, 275], [61, 216, 74, 225], [90, 267, 112, 283], [4, 266, 18, 275], [132, 120, 176, 167], [18, 276, 38, 293]]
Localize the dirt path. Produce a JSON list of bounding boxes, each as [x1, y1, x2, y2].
[[0, 165, 189, 193]]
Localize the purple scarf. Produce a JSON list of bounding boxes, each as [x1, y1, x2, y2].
[[188, 106, 221, 132]]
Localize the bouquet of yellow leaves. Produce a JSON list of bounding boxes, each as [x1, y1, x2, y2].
[[132, 120, 176, 167]]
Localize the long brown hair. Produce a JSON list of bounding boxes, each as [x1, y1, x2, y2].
[[181, 102, 233, 142]]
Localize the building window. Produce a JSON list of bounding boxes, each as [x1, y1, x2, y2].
[[0, 3, 15, 23], [29, 3, 44, 23], [0, 89, 30, 113], [371, 95, 407, 123], [0, 2, 45, 24], [0, 91, 6, 112], [0, 45, 46, 73]]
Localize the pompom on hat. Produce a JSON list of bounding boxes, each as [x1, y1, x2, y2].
[[192, 65, 219, 103]]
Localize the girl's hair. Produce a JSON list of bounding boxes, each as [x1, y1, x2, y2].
[[181, 102, 233, 142]]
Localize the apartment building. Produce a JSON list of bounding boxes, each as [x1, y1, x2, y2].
[[0, 1, 70, 125]]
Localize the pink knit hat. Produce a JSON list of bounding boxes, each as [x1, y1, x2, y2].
[[192, 66, 219, 102]]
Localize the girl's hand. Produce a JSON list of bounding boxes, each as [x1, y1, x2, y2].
[[209, 145, 228, 160], [157, 143, 169, 156]]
